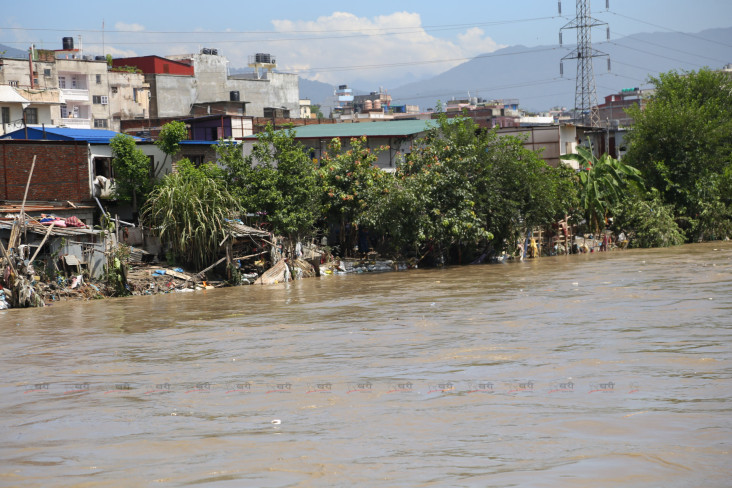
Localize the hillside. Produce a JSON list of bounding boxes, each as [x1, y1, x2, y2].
[[387, 27, 732, 112]]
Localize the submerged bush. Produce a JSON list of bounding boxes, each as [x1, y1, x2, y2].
[[612, 190, 685, 248]]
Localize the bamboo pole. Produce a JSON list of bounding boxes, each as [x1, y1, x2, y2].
[[29, 223, 55, 263], [19, 155, 37, 233]]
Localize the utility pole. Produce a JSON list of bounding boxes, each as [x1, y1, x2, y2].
[[559, 0, 610, 127]]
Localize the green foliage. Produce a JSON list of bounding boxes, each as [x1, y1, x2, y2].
[[156, 121, 188, 160], [612, 189, 685, 248], [217, 124, 320, 241], [141, 165, 240, 270], [377, 114, 577, 260], [106, 54, 113, 66], [624, 68, 732, 240], [110, 133, 153, 209], [110, 65, 142, 74], [563, 145, 643, 232], [319, 136, 387, 247], [311, 104, 325, 120]]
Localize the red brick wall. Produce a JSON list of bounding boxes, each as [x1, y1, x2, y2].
[[0, 141, 91, 202]]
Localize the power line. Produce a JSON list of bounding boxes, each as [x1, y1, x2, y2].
[[610, 29, 729, 66], [606, 11, 732, 49], [0, 16, 557, 36], [291, 46, 562, 75]]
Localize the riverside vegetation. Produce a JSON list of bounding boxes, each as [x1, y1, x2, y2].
[[119, 68, 731, 272]]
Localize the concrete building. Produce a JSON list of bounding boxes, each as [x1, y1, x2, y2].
[[596, 88, 649, 128], [115, 50, 300, 119], [1, 43, 147, 133], [107, 70, 150, 131], [0, 53, 62, 135], [300, 99, 312, 119]]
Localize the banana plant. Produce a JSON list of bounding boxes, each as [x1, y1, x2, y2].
[[564, 145, 643, 233]]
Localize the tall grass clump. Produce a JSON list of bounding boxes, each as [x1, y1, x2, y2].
[[142, 161, 240, 270]]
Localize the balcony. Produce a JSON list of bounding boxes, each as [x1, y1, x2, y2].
[[59, 117, 91, 129], [60, 88, 89, 102]]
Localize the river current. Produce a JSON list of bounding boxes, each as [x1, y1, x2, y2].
[[1, 242, 731, 487]]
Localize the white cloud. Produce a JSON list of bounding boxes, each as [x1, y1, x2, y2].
[[115, 22, 145, 32], [458, 27, 505, 56], [104, 46, 138, 58], [252, 11, 505, 88]]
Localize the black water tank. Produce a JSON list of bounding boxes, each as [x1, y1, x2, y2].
[[230, 91, 240, 102], [63, 37, 74, 50], [95, 55, 106, 61], [255, 53, 271, 63]]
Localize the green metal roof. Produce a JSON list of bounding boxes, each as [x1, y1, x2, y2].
[[247, 119, 436, 140]]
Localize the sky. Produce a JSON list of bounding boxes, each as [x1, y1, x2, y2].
[[2, 0, 731, 89]]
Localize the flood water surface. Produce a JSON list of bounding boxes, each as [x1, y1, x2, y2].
[[1, 242, 731, 487]]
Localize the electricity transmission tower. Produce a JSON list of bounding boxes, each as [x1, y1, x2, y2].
[[559, 0, 610, 127]]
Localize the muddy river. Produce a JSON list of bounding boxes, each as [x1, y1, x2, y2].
[[1, 242, 731, 487]]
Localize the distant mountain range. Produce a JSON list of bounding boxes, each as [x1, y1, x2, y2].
[[301, 27, 732, 113], [0, 44, 28, 58]]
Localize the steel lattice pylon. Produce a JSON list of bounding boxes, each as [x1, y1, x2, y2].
[[560, 0, 608, 127]]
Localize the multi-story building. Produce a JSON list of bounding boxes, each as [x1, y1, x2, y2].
[[596, 88, 649, 128], [0, 50, 60, 135], [1, 40, 149, 134], [113, 50, 300, 119]]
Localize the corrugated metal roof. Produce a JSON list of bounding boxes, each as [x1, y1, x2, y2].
[[245, 120, 436, 140], [1, 127, 139, 143]]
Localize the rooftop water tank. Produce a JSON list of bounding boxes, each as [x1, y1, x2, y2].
[[230, 91, 240, 102], [373, 100, 382, 110], [364, 100, 373, 111], [62, 37, 74, 50]]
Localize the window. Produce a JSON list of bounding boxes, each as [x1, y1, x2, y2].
[[111, 86, 118, 94], [25, 108, 38, 124], [71, 76, 78, 88], [96, 74, 102, 84], [94, 118, 108, 128], [1, 107, 9, 124], [44, 68, 51, 77], [9, 80, 18, 87], [133, 88, 138, 102], [93, 95, 108, 105], [60, 104, 68, 118], [59, 76, 66, 89], [94, 157, 113, 178]]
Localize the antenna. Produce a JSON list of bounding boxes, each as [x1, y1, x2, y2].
[[559, 0, 610, 127]]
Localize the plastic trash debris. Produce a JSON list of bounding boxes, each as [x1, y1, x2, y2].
[[271, 419, 281, 425]]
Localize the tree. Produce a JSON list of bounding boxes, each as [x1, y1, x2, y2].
[[141, 159, 240, 269], [217, 124, 320, 243], [110, 133, 153, 210], [563, 145, 643, 233], [624, 68, 732, 240], [319, 136, 387, 253], [311, 104, 325, 120], [384, 113, 576, 262], [155, 121, 188, 177]]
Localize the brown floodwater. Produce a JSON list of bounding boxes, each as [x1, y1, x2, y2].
[[1, 242, 731, 487]]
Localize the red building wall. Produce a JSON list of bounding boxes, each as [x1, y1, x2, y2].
[[0, 141, 91, 202], [112, 56, 194, 76]]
